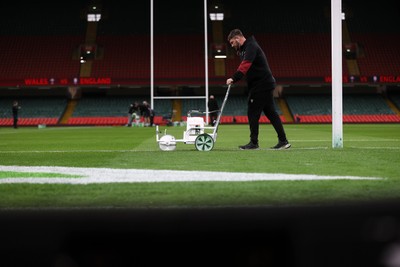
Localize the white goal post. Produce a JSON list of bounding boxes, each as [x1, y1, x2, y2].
[[150, 0, 210, 124], [331, 0, 344, 148]]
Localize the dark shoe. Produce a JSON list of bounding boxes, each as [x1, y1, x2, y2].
[[271, 141, 291, 150], [239, 141, 259, 150]]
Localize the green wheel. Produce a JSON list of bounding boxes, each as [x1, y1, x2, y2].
[[195, 134, 214, 151]]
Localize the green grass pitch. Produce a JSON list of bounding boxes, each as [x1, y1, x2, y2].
[[0, 123, 399, 208]]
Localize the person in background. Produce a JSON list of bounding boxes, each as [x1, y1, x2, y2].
[[127, 101, 139, 127], [12, 100, 21, 129], [294, 114, 301, 123], [207, 95, 219, 126], [149, 107, 155, 127], [226, 29, 291, 150], [141, 101, 151, 127]]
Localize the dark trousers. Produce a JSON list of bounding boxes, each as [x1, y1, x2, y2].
[[247, 90, 287, 144], [13, 116, 18, 128], [209, 112, 218, 126]]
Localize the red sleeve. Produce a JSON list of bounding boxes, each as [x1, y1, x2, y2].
[[237, 60, 252, 75]]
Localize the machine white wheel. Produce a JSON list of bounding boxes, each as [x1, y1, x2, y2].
[[158, 135, 177, 151], [195, 134, 214, 151]]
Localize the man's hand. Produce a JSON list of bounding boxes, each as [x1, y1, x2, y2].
[[226, 78, 234, 85]]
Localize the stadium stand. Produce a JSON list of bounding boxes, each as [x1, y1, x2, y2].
[[344, 94, 395, 115], [71, 96, 134, 117], [286, 93, 400, 123], [65, 95, 174, 126], [0, 97, 67, 126], [89, 35, 150, 85], [286, 95, 332, 115], [0, 36, 82, 82], [0, 0, 85, 87], [350, 34, 400, 76], [69, 95, 141, 125], [389, 93, 400, 109], [252, 34, 349, 79]]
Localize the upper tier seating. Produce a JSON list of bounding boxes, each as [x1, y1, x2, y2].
[[0, 36, 82, 83], [351, 34, 400, 76]]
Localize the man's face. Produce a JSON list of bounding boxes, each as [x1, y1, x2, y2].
[[229, 36, 241, 51]]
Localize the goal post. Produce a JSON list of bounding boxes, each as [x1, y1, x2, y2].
[[331, 0, 343, 148], [150, 0, 210, 125]]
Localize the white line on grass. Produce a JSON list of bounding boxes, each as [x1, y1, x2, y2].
[[291, 139, 400, 142], [0, 149, 139, 153], [0, 165, 383, 184], [348, 146, 400, 150], [272, 147, 328, 150]]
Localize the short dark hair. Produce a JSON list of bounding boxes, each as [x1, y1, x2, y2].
[[227, 29, 243, 41]]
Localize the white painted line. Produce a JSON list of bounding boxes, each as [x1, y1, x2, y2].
[[0, 150, 139, 153], [270, 147, 328, 150], [348, 146, 400, 150], [0, 166, 383, 184]]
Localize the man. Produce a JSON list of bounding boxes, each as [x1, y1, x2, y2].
[[140, 101, 151, 127], [149, 107, 155, 127], [12, 100, 21, 129], [127, 101, 139, 127], [226, 29, 291, 150], [207, 95, 219, 126]]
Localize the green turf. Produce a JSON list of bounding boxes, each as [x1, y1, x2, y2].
[[0, 124, 399, 208]]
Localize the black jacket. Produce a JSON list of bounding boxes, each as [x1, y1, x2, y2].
[[128, 103, 139, 114], [12, 103, 20, 116], [208, 98, 219, 113], [231, 36, 276, 94]]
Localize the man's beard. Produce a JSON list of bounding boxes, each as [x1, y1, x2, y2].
[[234, 44, 241, 55], [236, 46, 241, 56]]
